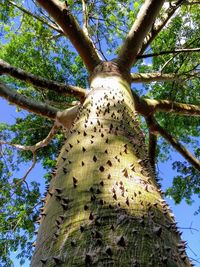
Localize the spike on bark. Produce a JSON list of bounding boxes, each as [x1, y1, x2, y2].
[[52, 256, 63, 264], [99, 166, 105, 172], [40, 258, 47, 264], [93, 155, 97, 162], [105, 246, 113, 256], [80, 225, 84, 232], [84, 205, 89, 210], [63, 167, 68, 174], [100, 181, 104, 186], [153, 226, 162, 237], [117, 236, 126, 247], [89, 212, 94, 220], [85, 254, 93, 265], [55, 188, 62, 194], [107, 160, 112, 167]]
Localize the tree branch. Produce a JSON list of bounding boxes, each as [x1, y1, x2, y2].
[[56, 105, 80, 129], [131, 72, 200, 83], [20, 153, 37, 183], [6, 0, 63, 34], [131, 90, 200, 117], [36, 0, 102, 72], [146, 117, 200, 171], [0, 123, 60, 184], [137, 48, 200, 59], [0, 81, 58, 119], [0, 59, 86, 99], [116, 0, 165, 69], [183, 0, 200, 5], [82, 0, 89, 37], [139, 0, 185, 56], [0, 123, 59, 153], [144, 99, 200, 116]]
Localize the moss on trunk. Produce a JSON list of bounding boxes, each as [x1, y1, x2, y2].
[[31, 75, 191, 267]]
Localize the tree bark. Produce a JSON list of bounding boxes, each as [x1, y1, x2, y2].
[[117, 0, 165, 69], [0, 81, 58, 119], [131, 72, 200, 83], [31, 73, 191, 266], [36, 0, 102, 72], [0, 59, 86, 99], [139, 0, 185, 56]]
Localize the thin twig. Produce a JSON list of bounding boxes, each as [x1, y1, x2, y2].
[[137, 48, 200, 59], [20, 152, 37, 183], [1, 123, 60, 185], [0, 123, 60, 153], [6, 0, 63, 34]]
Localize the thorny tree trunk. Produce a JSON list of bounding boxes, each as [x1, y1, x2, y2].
[[31, 63, 191, 267]]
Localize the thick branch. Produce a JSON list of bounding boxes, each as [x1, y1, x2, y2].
[[131, 90, 200, 117], [147, 117, 200, 171], [36, 0, 101, 72], [0, 59, 86, 99], [82, 0, 89, 37], [130, 72, 200, 83], [137, 48, 200, 59], [0, 81, 58, 119], [117, 0, 165, 69], [56, 105, 80, 129], [139, 0, 185, 56], [144, 99, 200, 116], [6, 0, 63, 34]]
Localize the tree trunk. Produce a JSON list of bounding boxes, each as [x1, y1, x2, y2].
[[31, 64, 191, 266]]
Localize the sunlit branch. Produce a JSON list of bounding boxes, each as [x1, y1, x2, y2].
[[147, 117, 200, 171], [82, 0, 89, 37], [144, 99, 200, 116], [139, 0, 185, 56], [137, 48, 200, 59], [6, 0, 63, 34], [0, 59, 86, 99], [0, 81, 59, 119], [56, 105, 80, 129], [131, 89, 200, 117], [131, 72, 200, 83], [36, 0, 102, 72], [117, 0, 165, 69]]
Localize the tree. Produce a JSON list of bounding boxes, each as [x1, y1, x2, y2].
[[0, 0, 199, 266]]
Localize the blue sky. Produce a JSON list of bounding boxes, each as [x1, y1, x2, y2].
[[0, 96, 200, 266]]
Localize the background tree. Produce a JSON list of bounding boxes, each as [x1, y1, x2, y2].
[[0, 0, 199, 266]]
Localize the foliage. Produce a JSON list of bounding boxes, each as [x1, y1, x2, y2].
[[0, 0, 199, 265]]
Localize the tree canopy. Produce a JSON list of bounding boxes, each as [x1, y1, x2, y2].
[[0, 0, 199, 266]]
